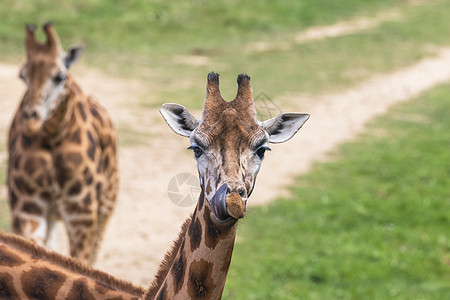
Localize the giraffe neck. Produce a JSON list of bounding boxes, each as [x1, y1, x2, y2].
[[42, 75, 79, 143], [0, 232, 144, 299], [144, 190, 238, 299]]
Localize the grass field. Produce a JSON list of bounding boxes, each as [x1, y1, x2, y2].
[[0, 0, 404, 58], [223, 84, 450, 299], [1, 1, 450, 108]]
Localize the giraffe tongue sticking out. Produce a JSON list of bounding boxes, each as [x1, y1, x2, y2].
[[210, 183, 246, 222]]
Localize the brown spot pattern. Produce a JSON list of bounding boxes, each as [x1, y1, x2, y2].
[[94, 281, 114, 295], [66, 152, 83, 166], [65, 202, 90, 214], [0, 246, 25, 267], [0, 272, 15, 298], [83, 167, 93, 185], [68, 181, 82, 196], [70, 220, 94, 227], [83, 193, 92, 206], [22, 267, 65, 299], [9, 191, 18, 210], [24, 157, 39, 175], [56, 168, 71, 187], [171, 241, 187, 295], [66, 278, 95, 300], [204, 206, 234, 249], [14, 177, 35, 195], [13, 155, 21, 169], [103, 155, 110, 169], [87, 131, 96, 161], [40, 191, 52, 202], [22, 202, 43, 215], [96, 159, 103, 174], [198, 190, 204, 210], [21, 134, 33, 149], [78, 102, 87, 121], [36, 175, 45, 187], [188, 216, 202, 252], [69, 128, 82, 144], [205, 181, 212, 196], [10, 135, 18, 150], [90, 107, 103, 124], [95, 182, 103, 201], [12, 218, 21, 232], [188, 259, 215, 298], [55, 154, 72, 187]]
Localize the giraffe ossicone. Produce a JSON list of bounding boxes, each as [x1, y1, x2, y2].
[[1, 71, 309, 299]]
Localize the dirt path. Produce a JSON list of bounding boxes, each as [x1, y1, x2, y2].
[[245, 9, 402, 53], [1, 48, 450, 286], [244, 0, 439, 53]]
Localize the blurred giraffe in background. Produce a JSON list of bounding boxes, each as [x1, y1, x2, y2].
[[7, 22, 119, 264]]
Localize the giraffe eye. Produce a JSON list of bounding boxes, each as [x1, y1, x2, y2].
[[53, 72, 66, 84], [256, 146, 271, 159], [188, 145, 203, 158]]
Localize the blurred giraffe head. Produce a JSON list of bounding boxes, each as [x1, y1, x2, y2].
[[19, 22, 83, 136]]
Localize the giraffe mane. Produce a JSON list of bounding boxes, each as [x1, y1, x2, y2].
[[0, 231, 145, 297], [144, 215, 191, 299]]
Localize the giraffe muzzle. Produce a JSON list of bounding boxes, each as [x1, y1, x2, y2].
[[22, 107, 42, 136], [210, 184, 246, 223], [22, 118, 43, 136]]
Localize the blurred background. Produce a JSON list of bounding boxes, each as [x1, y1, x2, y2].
[[0, 0, 449, 298]]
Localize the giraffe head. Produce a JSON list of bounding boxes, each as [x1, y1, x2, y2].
[[161, 72, 309, 222], [19, 22, 83, 136]]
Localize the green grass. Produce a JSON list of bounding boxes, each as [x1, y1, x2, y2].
[[0, 199, 9, 231], [223, 84, 450, 299], [155, 0, 450, 109], [0, 0, 404, 59], [4, 1, 450, 110]]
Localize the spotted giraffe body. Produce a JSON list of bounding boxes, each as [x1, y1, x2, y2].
[[7, 23, 118, 264], [0, 232, 144, 299], [1, 72, 309, 299]]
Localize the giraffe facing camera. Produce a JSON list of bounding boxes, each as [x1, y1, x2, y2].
[[7, 22, 119, 265], [145, 72, 309, 298]]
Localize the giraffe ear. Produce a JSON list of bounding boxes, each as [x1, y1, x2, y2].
[[261, 113, 310, 143], [64, 46, 84, 68], [160, 103, 200, 137]]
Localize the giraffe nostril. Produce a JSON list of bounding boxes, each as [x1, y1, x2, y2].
[[23, 110, 39, 120], [226, 186, 247, 198], [237, 187, 246, 198]]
